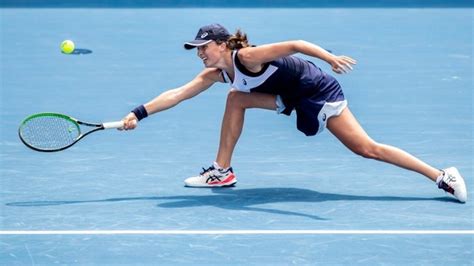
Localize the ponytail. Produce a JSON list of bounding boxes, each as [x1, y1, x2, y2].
[[224, 29, 251, 50]]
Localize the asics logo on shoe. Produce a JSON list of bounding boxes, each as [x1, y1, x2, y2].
[[446, 174, 456, 183], [200, 166, 234, 184], [207, 173, 236, 185], [206, 175, 223, 183]]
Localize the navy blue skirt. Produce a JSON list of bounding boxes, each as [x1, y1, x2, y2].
[[294, 73, 346, 136]]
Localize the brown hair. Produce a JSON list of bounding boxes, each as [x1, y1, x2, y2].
[[222, 29, 251, 50]]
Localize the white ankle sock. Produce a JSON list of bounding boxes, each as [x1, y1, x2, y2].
[[213, 162, 229, 171], [436, 170, 445, 184]]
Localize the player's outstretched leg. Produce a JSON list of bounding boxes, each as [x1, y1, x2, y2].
[[327, 107, 467, 203]]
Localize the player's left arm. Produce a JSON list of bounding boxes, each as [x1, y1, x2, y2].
[[238, 40, 357, 74]]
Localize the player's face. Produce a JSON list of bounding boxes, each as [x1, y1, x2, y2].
[[196, 41, 223, 67]]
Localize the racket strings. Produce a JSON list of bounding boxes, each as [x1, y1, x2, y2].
[[20, 116, 80, 150]]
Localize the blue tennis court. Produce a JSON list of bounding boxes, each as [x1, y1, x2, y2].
[[1, 2, 473, 265]]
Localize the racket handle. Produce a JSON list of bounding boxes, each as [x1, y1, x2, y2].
[[102, 121, 125, 129]]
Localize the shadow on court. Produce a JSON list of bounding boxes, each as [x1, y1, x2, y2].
[[5, 188, 457, 220], [62, 48, 93, 55]]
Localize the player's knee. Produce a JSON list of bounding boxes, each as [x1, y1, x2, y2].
[[226, 90, 247, 109], [352, 142, 382, 160]]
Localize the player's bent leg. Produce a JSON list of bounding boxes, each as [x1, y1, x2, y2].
[[185, 91, 278, 188], [326, 107, 468, 202], [215, 90, 278, 168]]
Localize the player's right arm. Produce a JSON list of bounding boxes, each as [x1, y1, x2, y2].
[[121, 68, 222, 130]]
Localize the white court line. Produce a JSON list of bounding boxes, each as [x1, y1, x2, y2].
[[0, 230, 473, 235]]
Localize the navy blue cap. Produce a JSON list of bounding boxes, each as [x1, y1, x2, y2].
[[184, 24, 231, 49]]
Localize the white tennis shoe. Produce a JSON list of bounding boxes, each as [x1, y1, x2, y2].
[[436, 167, 467, 203], [184, 162, 237, 188]]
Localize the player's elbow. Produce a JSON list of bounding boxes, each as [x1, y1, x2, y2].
[[293, 40, 309, 53]]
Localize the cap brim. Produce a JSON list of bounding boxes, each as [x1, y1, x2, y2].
[[184, 39, 213, 49]]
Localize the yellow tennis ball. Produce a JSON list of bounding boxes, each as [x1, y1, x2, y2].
[[61, 40, 75, 54]]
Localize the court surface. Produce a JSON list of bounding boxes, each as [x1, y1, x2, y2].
[[1, 6, 473, 265]]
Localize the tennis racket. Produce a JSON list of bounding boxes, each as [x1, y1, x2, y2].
[[18, 112, 124, 152]]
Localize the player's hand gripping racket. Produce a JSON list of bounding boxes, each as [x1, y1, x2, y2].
[[18, 112, 125, 152]]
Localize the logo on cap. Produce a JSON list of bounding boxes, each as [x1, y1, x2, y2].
[[184, 24, 231, 50]]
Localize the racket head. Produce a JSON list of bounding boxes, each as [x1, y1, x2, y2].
[[18, 113, 82, 152]]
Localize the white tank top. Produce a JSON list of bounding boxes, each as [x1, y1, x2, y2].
[[221, 50, 279, 92]]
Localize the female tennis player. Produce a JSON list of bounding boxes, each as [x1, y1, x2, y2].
[[121, 24, 467, 202]]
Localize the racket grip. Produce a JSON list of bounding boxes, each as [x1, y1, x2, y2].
[[102, 121, 125, 129]]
